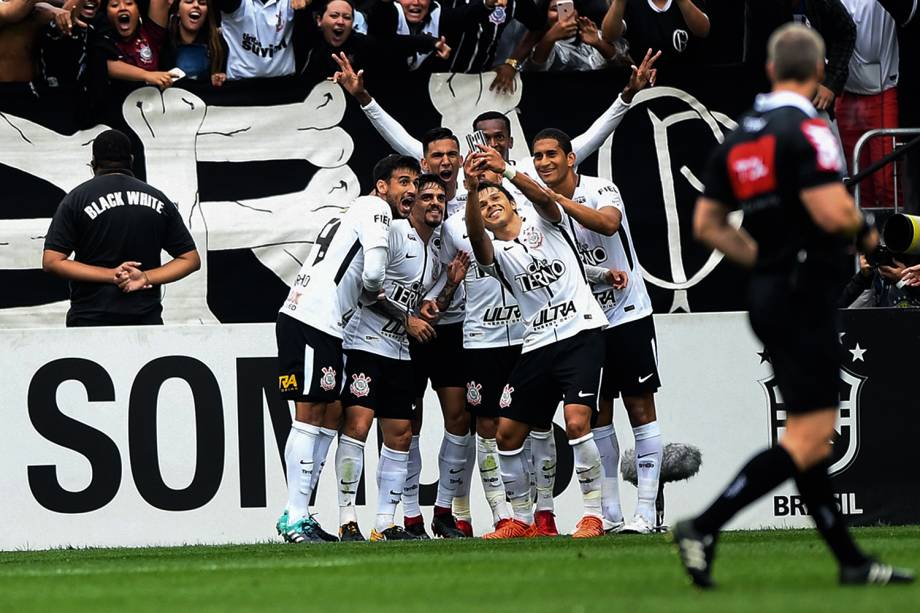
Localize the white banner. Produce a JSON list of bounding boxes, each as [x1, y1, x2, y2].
[[0, 313, 828, 551]]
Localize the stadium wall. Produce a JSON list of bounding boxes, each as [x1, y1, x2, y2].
[[2, 310, 915, 551]]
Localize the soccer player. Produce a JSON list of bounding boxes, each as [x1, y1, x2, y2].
[[274, 154, 419, 543], [526, 128, 663, 534], [335, 173, 468, 542], [462, 149, 613, 539], [673, 24, 914, 587]]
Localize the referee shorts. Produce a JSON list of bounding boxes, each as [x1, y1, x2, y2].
[[748, 273, 840, 414]]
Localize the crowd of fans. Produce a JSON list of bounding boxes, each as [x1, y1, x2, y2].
[[0, 0, 917, 211]]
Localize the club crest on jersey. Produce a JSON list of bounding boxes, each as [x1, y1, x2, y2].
[[762, 366, 863, 476], [466, 381, 483, 406], [319, 367, 337, 391], [278, 373, 299, 392], [499, 385, 514, 408], [523, 226, 544, 249], [489, 5, 506, 24], [139, 44, 152, 63], [350, 373, 372, 398]]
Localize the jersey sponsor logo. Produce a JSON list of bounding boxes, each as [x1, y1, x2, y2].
[[801, 119, 844, 173], [578, 244, 608, 266], [499, 384, 514, 408], [381, 318, 406, 340], [319, 367, 337, 391], [390, 281, 423, 310], [349, 373, 372, 398], [482, 304, 521, 326], [514, 259, 566, 292], [523, 226, 544, 249], [283, 290, 301, 311], [241, 33, 289, 58], [533, 300, 576, 330], [727, 134, 777, 200], [278, 373, 299, 392], [594, 288, 617, 310], [466, 381, 482, 406], [763, 365, 863, 477]]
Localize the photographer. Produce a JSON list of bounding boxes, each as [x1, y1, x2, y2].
[[839, 250, 920, 308]]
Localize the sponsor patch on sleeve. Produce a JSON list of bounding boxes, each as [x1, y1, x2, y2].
[[801, 118, 844, 172]]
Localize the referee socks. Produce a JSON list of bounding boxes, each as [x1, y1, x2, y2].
[[795, 461, 868, 567], [694, 445, 796, 535]]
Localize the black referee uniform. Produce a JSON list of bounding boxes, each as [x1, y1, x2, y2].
[[44, 171, 196, 327]]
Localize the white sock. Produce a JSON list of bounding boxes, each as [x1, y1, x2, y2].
[[522, 435, 536, 503], [453, 436, 476, 522], [571, 433, 603, 519], [478, 436, 511, 524], [435, 431, 471, 509], [284, 421, 319, 521], [499, 446, 533, 524], [634, 421, 662, 524], [335, 434, 364, 526], [309, 427, 337, 495], [593, 424, 623, 523], [403, 435, 422, 518], [375, 445, 409, 532], [530, 429, 556, 512]]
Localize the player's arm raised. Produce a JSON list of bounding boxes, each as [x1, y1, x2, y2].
[[463, 155, 495, 266], [474, 145, 561, 223], [693, 197, 758, 269]]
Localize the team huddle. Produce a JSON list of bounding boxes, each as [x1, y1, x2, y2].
[[272, 49, 667, 543]]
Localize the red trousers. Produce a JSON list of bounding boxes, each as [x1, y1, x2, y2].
[[835, 87, 899, 207]]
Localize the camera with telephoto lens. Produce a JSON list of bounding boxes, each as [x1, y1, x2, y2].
[[866, 214, 920, 267]]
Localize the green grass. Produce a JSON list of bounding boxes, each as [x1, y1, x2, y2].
[[0, 527, 917, 612]]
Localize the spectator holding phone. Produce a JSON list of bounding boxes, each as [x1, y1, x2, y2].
[[526, 0, 624, 72]]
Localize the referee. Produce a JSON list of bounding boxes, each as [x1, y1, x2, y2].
[[42, 129, 200, 326], [673, 24, 914, 588]]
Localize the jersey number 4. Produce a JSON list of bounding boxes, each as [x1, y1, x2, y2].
[[313, 218, 342, 265]]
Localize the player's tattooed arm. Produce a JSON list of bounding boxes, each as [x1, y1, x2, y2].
[[463, 155, 495, 265], [435, 251, 470, 311]]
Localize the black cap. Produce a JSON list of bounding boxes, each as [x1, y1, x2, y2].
[[92, 129, 133, 166]]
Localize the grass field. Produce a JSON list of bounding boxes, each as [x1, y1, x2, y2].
[[1, 527, 917, 613]]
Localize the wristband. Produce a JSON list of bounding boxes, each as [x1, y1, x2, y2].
[[502, 165, 517, 181]]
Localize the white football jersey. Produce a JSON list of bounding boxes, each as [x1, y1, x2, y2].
[[435, 193, 467, 326], [343, 220, 444, 360], [279, 195, 392, 338], [487, 205, 607, 353], [566, 175, 653, 327], [439, 212, 524, 349]]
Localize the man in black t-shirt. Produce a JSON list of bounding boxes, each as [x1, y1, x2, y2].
[[672, 24, 913, 589], [42, 129, 200, 327], [601, 0, 708, 71]]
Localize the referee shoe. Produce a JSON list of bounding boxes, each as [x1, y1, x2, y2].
[[840, 559, 915, 586], [672, 520, 716, 589]]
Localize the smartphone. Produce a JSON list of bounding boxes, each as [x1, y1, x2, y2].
[[466, 130, 488, 155], [556, 0, 575, 22]]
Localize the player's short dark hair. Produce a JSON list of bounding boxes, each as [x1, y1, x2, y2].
[[316, 0, 353, 16], [373, 154, 421, 184], [473, 111, 511, 135], [767, 23, 825, 83], [477, 181, 515, 203], [417, 173, 448, 193], [533, 128, 573, 155], [92, 129, 133, 167], [422, 128, 460, 154]]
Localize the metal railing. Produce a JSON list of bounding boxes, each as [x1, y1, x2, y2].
[[849, 128, 920, 212]]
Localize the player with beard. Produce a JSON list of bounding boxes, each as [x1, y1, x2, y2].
[[275, 154, 419, 544], [523, 128, 662, 534], [674, 24, 913, 588], [462, 149, 614, 539], [335, 173, 468, 542]]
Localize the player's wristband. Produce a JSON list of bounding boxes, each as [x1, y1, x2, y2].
[[502, 165, 517, 181]]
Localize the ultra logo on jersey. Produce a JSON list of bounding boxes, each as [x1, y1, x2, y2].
[[762, 367, 864, 477]]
